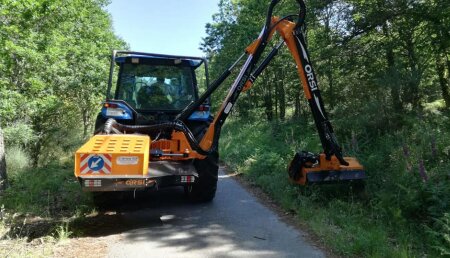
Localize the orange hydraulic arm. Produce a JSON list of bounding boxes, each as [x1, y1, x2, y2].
[[176, 0, 366, 184], [189, 0, 343, 158]]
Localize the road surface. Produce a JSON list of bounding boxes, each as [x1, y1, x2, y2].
[[82, 168, 325, 258]]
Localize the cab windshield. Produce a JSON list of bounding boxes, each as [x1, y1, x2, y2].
[[116, 63, 196, 110]]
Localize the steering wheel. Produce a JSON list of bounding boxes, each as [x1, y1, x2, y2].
[[135, 81, 151, 89], [137, 83, 172, 109]]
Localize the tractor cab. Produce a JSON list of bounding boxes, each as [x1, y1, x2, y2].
[[79, 51, 218, 201], [96, 51, 211, 128]]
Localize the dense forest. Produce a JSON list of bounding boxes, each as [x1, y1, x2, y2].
[[0, 1, 125, 252], [202, 0, 450, 256], [0, 0, 126, 168], [0, 0, 449, 257], [203, 0, 449, 120]]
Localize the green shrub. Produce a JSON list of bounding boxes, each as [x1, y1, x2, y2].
[[55, 222, 72, 242], [220, 114, 449, 257], [427, 213, 450, 256], [0, 165, 91, 217], [2, 123, 37, 147], [5, 146, 30, 176]]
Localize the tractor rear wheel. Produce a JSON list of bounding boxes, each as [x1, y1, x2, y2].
[[185, 151, 219, 202]]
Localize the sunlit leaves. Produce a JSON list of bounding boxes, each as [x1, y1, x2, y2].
[[0, 0, 126, 165]]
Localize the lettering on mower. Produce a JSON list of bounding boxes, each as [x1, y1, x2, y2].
[[304, 65, 318, 92], [125, 179, 145, 186]]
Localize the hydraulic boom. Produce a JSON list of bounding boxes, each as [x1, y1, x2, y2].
[[177, 0, 366, 185]]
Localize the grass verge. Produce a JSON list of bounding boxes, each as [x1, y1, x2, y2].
[[219, 118, 449, 257], [0, 160, 94, 255]]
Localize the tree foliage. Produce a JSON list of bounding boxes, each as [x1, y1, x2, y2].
[[203, 0, 449, 120], [0, 128, 7, 191], [203, 0, 450, 255], [0, 0, 126, 166]]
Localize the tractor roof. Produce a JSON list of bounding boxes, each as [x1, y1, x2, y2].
[[115, 55, 203, 68]]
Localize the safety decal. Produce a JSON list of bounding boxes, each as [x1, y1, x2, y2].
[[116, 156, 139, 165], [79, 154, 112, 174], [84, 179, 102, 187], [181, 176, 195, 183]]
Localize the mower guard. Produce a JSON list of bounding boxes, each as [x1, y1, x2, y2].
[[290, 154, 366, 185], [75, 134, 197, 192]]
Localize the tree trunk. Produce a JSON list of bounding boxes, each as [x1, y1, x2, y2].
[[436, 54, 450, 109], [446, 55, 450, 108], [82, 109, 89, 139], [262, 73, 274, 121], [294, 89, 301, 118], [383, 24, 402, 111], [274, 81, 278, 119], [401, 27, 421, 109], [264, 90, 274, 121], [431, 21, 450, 109], [278, 83, 286, 120], [277, 69, 286, 120], [31, 140, 41, 168], [326, 59, 334, 109], [0, 128, 8, 192], [324, 8, 334, 109]]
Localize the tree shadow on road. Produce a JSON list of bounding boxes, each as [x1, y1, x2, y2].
[[4, 174, 323, 258], [70, 187, 206, 238], [72, 174, 322, 258]]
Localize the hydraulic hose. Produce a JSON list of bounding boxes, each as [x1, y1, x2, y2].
[[102, 118, 210, 156]]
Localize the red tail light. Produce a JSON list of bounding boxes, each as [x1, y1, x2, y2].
[[104, 103, 118, 108], [197, 105, 210, 111]]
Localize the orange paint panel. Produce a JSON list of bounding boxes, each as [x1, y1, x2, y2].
[[245, 39, 260, 55], [274, 20, 312, 100], [148, 131, 205, 161], [242, 81, 253, 92], [199, 123, 216, 154], [75, 135, 150, 177]]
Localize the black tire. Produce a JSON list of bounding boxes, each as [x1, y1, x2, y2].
[[185, 151, 219, 202]]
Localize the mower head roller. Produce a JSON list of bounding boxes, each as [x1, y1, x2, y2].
[[288, 151, 366, 185]]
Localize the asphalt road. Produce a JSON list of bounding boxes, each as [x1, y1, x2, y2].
[[100, 168, 325, 258]]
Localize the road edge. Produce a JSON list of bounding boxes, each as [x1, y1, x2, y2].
[[221, 165, 338, 258]]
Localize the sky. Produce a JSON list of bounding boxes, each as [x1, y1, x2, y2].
[[107, 0, 221, 57]]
